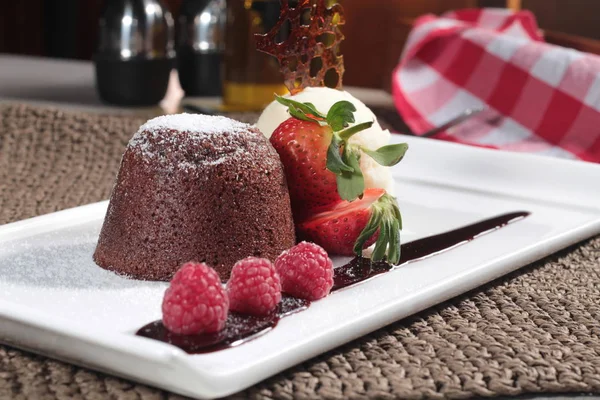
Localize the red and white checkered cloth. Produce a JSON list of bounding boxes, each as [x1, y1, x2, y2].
[[392, 8, 600, 162]]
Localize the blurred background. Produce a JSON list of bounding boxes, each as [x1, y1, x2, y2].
[[2, 0, 599, 91]]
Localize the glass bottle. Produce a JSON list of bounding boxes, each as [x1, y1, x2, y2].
[[223, 0, 289, 110]]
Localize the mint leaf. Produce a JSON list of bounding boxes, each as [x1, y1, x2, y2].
[[326, 138, 353, 175], [336, 150, 364, 201], [327, 101, 356, 131], [362, 143, 408, 167]]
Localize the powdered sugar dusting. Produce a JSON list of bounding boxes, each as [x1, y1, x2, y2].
[[129, 114, 255, 158], [0, 222, 166, 332], [134, 113, 251, 139], [125, 113, 274, 171]]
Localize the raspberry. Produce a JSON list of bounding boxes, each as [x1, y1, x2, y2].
[[275, 242, 334, 301], [226, 257, 282, 316], [161, 262, 229, 335]]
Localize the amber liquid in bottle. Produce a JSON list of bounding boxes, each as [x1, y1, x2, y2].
[[223, 0, 289, 110]]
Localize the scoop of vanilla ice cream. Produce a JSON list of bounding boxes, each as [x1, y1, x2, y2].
[[256, 87, 394, 194]]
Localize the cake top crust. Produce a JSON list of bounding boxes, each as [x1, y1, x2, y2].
[[126, 113, 275, 172], [133, 114, 252, 138]]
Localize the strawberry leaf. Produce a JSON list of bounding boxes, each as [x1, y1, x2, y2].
[[336, 150, 364, 201], [327, 101, 356, 131], [388, 219, 401, 264], [338, 121, 374, 141], [326, 137, 353, 175], [302, 102, 327, 114], [288, 104, 323, 124], [353, 211, 382, 254], [275, 94, 326, 120], [371, 220, 390, 261], [301, 102, 327, 120], [362, 143, 409, 167], [336, 172, 364, 202], [393, 201, 403, 230], [353, 193, 402, 264]]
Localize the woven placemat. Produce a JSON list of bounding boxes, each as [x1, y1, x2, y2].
[[1, 103, 600, 400]]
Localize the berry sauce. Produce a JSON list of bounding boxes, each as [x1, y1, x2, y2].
[[136, 211, 529, 353], [137, 296, 309, 354]]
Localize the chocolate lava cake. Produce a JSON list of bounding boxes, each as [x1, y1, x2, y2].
[[94, 114, 296, 281]]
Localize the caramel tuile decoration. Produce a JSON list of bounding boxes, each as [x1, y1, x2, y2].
[[255, 0, 345, 95]]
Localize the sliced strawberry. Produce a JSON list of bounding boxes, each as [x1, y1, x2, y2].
[[297, 188, 403, 264]]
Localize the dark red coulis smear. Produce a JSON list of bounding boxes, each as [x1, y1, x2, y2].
[[137, 296, 309, 354], [136, 211, 529, 353], [332, 211, 530, 290]]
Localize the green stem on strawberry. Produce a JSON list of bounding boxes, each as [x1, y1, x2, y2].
[[354, 193, 403, 265]]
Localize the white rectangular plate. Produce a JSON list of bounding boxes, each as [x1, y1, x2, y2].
[[1, 135, 600, 399]]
